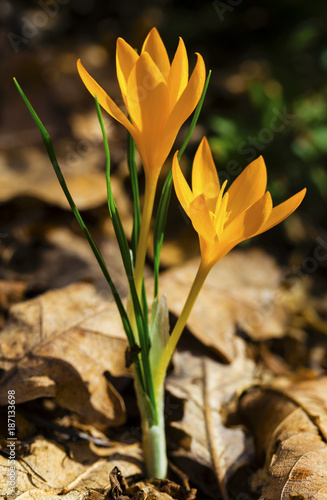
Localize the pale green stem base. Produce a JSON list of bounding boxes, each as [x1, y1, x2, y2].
[[135, 377, 167, 478]]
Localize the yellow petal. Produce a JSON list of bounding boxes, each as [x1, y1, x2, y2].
[[192, 137, 220, 199], [198, 236, 214, 269], [189, 195, 217, 242], [116, 37, 138, 103], [172, 151, 193, 214], [254, 188, 306, 236], [126, 52, 170, 173], [167, 37, 189, 107], [163, 53, 205, 140], [77, 59, 133, 134], [141, 27, 170, 77], [215, 192, 273, 262], [227, 155, 267, 223], [126, 52, 168, 129]]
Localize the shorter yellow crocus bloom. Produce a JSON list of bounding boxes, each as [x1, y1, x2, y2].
[[172, 136, 306, 272], [154, 137, 306, 389]]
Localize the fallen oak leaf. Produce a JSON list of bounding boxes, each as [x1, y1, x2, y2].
[[166, 341, 256, 499], [0, 145, 129, 211], [0, 282, 131, 427], [239, 377, 327, 499], [0, 280, 27, 311], [0, 436, 143, 498], [159, 249, 307, 362]]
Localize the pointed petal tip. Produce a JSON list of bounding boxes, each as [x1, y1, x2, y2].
[[147, 27, 160, 38], [256, 186, 307, 236], [200, 136, 209, 147]]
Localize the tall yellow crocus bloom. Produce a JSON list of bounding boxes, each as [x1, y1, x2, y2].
[[154, 137, 306, 388], [77, 27, 206, 297]]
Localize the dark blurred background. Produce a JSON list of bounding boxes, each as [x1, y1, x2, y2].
[[1, 0, 327, 295]]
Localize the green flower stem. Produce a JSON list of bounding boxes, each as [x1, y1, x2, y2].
[[154, 260, 210, 391], [152, 70, 212, 300], [133, 177, 157, 301]]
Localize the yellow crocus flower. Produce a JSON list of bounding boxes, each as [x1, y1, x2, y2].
[[172, 137, 306, 271], [154, 137, 306, 390], [77, 27, 205, 187], [77, 28, 206, 298]]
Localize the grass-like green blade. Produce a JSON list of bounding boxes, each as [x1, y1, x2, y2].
[[127, 130, 149, 325], [127, 131, 141, 261], [153, 71, 212, 299], [153, 168, 172, 299], [178, 69, 211, 160], [13, 78, 147, 388], [95, 98, 156, 419]]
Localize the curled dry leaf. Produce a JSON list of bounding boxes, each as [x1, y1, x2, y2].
[[159, 249, 308, 362], [0, 436, 143, 498], [0, 280, 27, 311], [0, 147, 108, 210], [0, 282, 131, 427], [239, 377, 327, 499], [13, 491, 88, 500], [166, 342, 256, 499]]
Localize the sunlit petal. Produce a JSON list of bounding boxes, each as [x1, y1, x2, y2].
[[126, 52, 170, 174], [192, 137, 220, 199], [163, 53, 205, 139], [227, 155, 267, 223], [77, 59, 133, 134], [189, 195, 217, 242], [167, 37, 189, 107], [141, 27, 170, 77], [172, 151, 193, 214], [254, 188, 307, 236], [126, 52, 168, 131], [211, 192, 273, 264], [116, 37, 139, 103]]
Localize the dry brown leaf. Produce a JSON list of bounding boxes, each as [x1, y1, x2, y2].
[[43, 226, 128, 292], [14, 491, 88, 500], [0, 128, 133, 221], [0, 146, 107, 209], [0, 436, 142, 498], [166, 341, 256, 499], [0, 282, 131, 427], [159, 249, 308, 362], [239, 377, 327, 499], [0, 280, 27, 310]]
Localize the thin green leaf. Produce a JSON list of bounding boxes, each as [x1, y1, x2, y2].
[[178, 70, 211, 160], [95, 98, 156, 418], [153, 169, 172, 299], [13, 78, 146, 390], [128, 131, 141, 260], [152, 71, 212, 299]]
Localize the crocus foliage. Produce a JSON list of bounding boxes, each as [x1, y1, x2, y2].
[[77, 28, 206, 187], [173, 137, 306, 271]]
